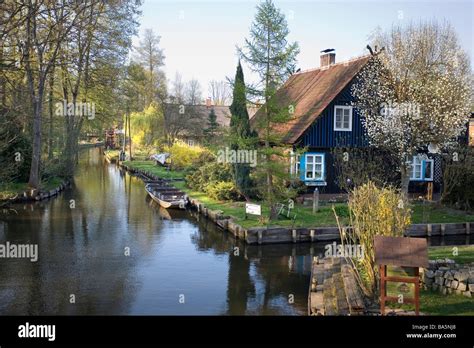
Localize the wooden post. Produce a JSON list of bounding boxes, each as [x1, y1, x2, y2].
[[257, 230, 262, 245], [380, 265, 386, 316], [427, 224, 432, 237], [415, 267, 420, 316], [441, 224, 446, 236], [310, 229, 315, 242], [313, 188, 319, 214], [466, 222, 470, 235], [427, 182, 433, 201], [292, 229, 297, 243]]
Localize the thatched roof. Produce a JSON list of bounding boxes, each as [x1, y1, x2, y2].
[[250, 55, 371, 144]]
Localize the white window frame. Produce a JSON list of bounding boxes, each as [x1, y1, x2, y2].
[[295, 155, 300, 175], [410, 155, 434, 181], [304, 153, 324, 181], [334, 105, 353, 132], [187, 139, 195, 147]]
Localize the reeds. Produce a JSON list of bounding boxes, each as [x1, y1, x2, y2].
[[334, 181, 411, 298]]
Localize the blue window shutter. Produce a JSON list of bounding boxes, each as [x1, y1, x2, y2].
[[421, 160, 426, 181], [321, 153, 326, 181], [299, 154, 306, 181]]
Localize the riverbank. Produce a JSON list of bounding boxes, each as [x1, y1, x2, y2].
[[0, 142, 104, 204], [115, 157, 474, 245], [0, 177, 70, 204]]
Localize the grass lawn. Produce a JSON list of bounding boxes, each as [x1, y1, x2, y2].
[[125, 162, 474, 229], [0, 177, 64, 200], [174, 180, 349, 228], [175, 179, 474, 229], [123, 160, 185, 180], [385, 290, 474, 316], [411, 203, 474, 224], [420, 290, 474, 315], [428, 245, 474, 264]]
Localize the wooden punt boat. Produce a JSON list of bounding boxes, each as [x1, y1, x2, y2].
[[145, 183, 188, 209]]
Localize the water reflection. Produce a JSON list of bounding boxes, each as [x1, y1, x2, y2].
[[0, 148, 313, 315], [1, 148, 471, 315]]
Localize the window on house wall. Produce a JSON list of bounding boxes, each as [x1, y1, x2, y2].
[[187, 139, 195, 147], [290, 151, 300, 176], [305, 154, 324, 181], [409, 155, 434, 181], [334, 105, 352, 131]]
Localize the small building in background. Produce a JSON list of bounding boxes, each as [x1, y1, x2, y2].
[[163, 103, 231, 145]]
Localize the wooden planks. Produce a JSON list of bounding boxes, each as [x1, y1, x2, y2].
[[341, 264, 365, 315]]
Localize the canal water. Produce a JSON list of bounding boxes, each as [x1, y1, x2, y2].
[[0, 148, 318, 315]]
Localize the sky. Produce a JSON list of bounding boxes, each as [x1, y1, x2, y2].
[[133, 0, 474, 100]]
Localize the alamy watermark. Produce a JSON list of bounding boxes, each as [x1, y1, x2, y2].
[[55, 100, 95, 120], [217, 147, 257, 167], [380, 101, 421, 119], [324, 242, 364, 259], [0, 241, 38, 262]]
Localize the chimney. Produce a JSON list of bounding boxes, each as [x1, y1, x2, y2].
[[320, 49, 336, 68], [206, 97, 212, 108]]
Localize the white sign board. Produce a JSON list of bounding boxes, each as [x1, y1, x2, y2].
[[245, 203, 261, 216]]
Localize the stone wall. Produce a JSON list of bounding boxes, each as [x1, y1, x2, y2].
[[420, 258, 474, 298]]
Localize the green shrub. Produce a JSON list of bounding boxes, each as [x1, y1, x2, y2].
[[205, 181, 239, 201], [333, 204, 350, 218], [165, 140, 210, 170], [186, 161, 233, 192], [185, 155, 240, 201], [42, 158, 67, 180], [442, 148, 474, 210]]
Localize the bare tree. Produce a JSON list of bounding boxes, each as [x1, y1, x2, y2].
[[208, 80, 231, 105], [170, 72, 185, 103], [185, 78, 202, 105], [134, 28, 166, 104]]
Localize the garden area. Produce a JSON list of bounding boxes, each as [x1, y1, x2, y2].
[[106, 143, 474, 231]]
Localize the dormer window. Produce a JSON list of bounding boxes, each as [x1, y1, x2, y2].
[[334, 105, 352, 131]]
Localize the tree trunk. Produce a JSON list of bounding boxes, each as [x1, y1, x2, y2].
[[128, 111, 132, 161], [28, 92, 43, 189], [48, 68, 55, 160], [400, 164, 410, 197]]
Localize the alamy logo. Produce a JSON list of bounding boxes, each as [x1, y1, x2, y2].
[[380, 101, 421, 119], [217, 147, 257, 167], [0, 241, 38, 262], [324, 242, 364, 259], [55, 100, 95, 119], [18, 322, 55, 341]]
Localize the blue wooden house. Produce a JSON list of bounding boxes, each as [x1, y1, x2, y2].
[[250, 51, 442, 193]]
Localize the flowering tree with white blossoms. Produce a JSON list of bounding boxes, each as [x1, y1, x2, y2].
[[352, 20, 473, 194]]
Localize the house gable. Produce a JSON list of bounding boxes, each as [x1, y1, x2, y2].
[[298, 83, 368, 148]]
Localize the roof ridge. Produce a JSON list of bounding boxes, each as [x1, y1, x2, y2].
[[293, 54, 371, 75]]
